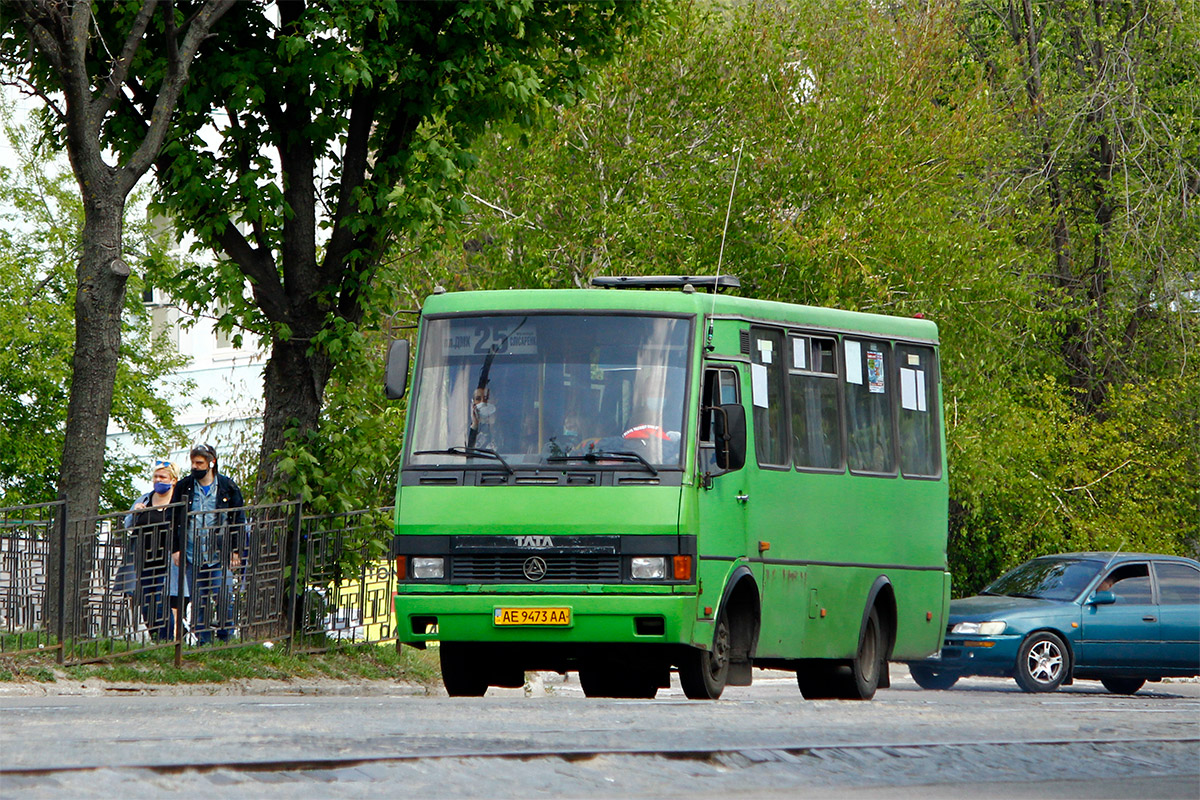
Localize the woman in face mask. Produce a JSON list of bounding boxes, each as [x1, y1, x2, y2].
[[125, 460, 182, 642]]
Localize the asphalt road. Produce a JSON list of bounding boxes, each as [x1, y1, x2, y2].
[[1, 667, 1197, 799]]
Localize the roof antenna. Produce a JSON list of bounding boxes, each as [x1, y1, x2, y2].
[[1097, 539, 1126, 586], [707, 140, 744, 352]]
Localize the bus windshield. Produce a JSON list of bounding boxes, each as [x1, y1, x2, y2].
[[408, 314, 693, 469]]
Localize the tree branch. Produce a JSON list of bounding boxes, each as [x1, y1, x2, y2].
[[215, 220, 288, 322], [120, 0, 237, 193], [96, 0, 159, 121]]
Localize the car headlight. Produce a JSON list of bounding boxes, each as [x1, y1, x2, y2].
[[631, 557, 666, 580], [951, 621, 1006, 635], [411, 557, 445, 579]]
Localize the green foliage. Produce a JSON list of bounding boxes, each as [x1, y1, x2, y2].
[[118, 0, 652, 500], [0, 103, 190, 511], [418, 0, 1199, 591]]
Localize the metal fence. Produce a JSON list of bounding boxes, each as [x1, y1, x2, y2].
[[0, 499, 396, 665]]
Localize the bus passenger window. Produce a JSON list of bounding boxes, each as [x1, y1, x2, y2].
[[844, 338, 896, 475], [896, 345, 941, 478], [790, 336, 842, 471], [751, 329, 789, 467]]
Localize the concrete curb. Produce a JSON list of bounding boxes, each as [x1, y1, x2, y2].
[[0, 677, 432, 698]]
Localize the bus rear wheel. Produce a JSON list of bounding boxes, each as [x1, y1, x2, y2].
[[679, 611, 731, 700], [797, 608, 885, 700], [439, 642, 489, 697]]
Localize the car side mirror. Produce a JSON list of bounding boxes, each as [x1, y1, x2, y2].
[[384, 339, 410, 400], [712, 403, 746, 472], [1088, 590, 1116, 605]]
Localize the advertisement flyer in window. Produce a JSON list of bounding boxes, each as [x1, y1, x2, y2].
[[866, 349, 885, 394]]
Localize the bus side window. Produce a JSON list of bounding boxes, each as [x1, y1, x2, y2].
[[844, 338, 897, 475], [896, 345, 941, 478], [790, 336, 843, 471], [751, 328, 789, 468]]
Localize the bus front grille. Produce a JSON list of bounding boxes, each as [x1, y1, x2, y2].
[[450, 554, 622, 583]]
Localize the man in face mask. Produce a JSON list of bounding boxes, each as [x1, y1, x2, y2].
[[170, 443, 246, 645]]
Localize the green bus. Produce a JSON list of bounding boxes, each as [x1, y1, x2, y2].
[[387, 276, 949, 699]]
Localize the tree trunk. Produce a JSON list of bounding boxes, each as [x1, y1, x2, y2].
[[49, 192, 129, 636], [257, 335, 334, 499]]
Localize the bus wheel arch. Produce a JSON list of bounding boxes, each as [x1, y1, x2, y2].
[[720, 567, 761, 686], [862, 577, 897, 689], [679, 566, 760, 699]]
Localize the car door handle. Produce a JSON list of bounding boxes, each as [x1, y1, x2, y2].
[[736, 493, 749, 504], [1142, 616, 1157, 622]]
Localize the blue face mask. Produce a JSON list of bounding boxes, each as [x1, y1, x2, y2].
[[153, 481, 172, 495]]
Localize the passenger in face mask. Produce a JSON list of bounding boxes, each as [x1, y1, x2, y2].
[[468, 385, 499, 450], [169, 443, 246, 645]]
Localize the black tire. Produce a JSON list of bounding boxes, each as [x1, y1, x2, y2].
[[579, 666, 659, 699], [796, 662, 838, 699], [1014, 631, 1068, 693], [839, 607, 885, 700], [679, 610, 731, 700], [909, 663, 960, 690], [439, 642, 488, 697], [1100, 677, 1146, 695], [797, 608, 886, 701]]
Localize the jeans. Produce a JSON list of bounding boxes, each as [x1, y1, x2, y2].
[[138, 571, 173, 642], [191, 562, 237, 645]]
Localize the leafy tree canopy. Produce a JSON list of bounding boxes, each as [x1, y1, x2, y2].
[[116, 0, 652, 497], [415, 0, 1198, 591]]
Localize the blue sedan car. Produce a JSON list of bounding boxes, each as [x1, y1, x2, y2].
[[910, 553, 1200, 694]]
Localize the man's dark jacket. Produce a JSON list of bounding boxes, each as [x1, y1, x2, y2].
[[169, 473, 247, 564]]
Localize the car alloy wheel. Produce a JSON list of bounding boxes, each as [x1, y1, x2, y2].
[[1015, 631, 1068, 692]]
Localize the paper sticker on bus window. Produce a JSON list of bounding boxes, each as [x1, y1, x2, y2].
[[792, 338, 807, 370], [758, 339, 773, 364], [916, 373, 927, 412], [867, 349, 885, 394], [907, 353, 921, 366], [901, 368, 918, 410], [751, 363, 769, 408], [844, 340, 863, 384]]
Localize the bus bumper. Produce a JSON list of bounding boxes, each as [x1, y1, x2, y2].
[[394, 591, 697, 646]]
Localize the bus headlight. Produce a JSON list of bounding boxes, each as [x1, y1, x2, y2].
[[951, 621, 1006, 635], [631, 557, 666, 580], [412, 557, 445, 580]]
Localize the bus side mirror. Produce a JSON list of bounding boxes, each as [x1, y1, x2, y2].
[[713, 403, 747, 472], [1088, 590, 1116, 606], [384, 339, 410, 400]]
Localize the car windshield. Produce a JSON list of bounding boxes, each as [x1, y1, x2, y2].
[[983, 557, 1104, 602], [408, 314, 692, 469]]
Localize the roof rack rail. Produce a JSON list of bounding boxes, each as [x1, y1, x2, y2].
[[590, 275, 740, 292]]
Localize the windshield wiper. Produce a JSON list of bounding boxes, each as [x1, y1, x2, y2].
[[546, 450, 658, 476], [414, 447, 513, 474]]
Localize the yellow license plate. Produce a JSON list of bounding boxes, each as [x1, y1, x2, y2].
[[493, 607, 572, 626]]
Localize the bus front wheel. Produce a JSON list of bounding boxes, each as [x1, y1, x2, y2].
[[440, 642, 488, 697], [679, 610, 731, 700]]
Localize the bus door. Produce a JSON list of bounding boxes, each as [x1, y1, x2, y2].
[[696, 363, 749, 591]]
